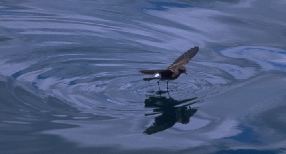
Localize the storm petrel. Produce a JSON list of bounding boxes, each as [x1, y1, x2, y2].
[[140, 46, 199, 89]]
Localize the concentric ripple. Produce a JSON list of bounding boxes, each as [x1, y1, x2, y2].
[[1, 0, 286, 153], [1, 0, 286, 118]]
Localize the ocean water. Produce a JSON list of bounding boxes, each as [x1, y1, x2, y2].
[[0, 0, 286, 154]]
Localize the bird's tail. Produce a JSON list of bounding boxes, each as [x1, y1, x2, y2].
[[143, 77, 159, 81], [140, 69, 166, 75]]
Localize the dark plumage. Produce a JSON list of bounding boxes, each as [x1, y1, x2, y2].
[[140, 46, 199, 82]]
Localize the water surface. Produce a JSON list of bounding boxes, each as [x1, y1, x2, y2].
[[0, 0, 286, 153]]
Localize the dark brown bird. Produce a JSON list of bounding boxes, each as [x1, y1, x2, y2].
[[140, 46, 199, 89]]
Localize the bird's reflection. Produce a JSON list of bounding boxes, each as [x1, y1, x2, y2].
[[144, 94, 198, 135]]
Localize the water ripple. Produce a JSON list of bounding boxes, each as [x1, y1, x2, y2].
[[1, 0, 286, 152]]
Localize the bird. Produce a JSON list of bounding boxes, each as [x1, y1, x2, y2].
[[140, 46, 199, 90]]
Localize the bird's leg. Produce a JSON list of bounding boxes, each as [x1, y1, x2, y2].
[[166, 81, 171, 97], [157, 80, 161, 92], [166, 81, 169, 91], [167, 90, 171, 97]]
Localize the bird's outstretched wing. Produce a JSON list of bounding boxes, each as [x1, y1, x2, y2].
[[168, 46, 199, 70], [140, 69, 167, 75]]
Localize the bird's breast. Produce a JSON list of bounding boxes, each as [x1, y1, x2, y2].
[[159, 70, 175, 80]]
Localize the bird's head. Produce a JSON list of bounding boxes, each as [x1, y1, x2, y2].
[[178, 67, 187, 74]]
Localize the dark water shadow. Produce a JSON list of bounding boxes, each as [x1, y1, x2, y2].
[[144, 93, 198, 135]]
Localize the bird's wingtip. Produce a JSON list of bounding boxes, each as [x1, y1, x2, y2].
[[188, 46, 199, 53], [193, 46, 199, 50]]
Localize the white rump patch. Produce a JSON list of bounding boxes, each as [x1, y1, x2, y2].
[[154, 73, 160, 78]]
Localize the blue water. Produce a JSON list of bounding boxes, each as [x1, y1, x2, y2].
[[0, 0, 286, 154]]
